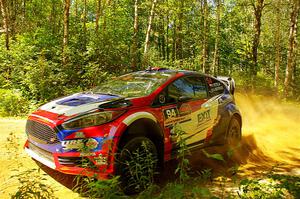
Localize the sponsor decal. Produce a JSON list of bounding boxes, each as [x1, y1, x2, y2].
[[163, 104, 192, 127], [61, 138, 99, 151], [197, 109, 211, 126], [159, 94, 166, 104]]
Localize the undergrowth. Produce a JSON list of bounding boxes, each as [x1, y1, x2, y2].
[[7, 124, 300, 199]]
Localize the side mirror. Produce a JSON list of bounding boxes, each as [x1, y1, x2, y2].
[[178, 96, 192, 102]]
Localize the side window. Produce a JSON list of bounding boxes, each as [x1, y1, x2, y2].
[[166, 76, 208, 104], [205, 76, 225, 97], [167, 78, 194, 103], [188, 76, 208, 99]]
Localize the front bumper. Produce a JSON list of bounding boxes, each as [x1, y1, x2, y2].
[[24, 140, 113, 179]]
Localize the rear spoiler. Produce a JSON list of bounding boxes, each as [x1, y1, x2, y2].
[[216, 76, 235, 95]]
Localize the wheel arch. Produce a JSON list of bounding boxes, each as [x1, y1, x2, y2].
[[118, 114, 165, 167], [232, 112, 242, 128]]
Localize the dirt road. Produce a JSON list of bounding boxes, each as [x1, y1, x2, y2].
[[0, 93, 299, 198]]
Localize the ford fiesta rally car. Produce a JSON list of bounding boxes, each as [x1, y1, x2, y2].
[[24, 68, 242, 192]]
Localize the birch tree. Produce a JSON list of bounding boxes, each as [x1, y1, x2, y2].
[[95, 0, 102, 33], [202, 0, 209, 73], [62, 0, 71, 65], [274, 0, 282, 90], [143, 0, 158, 66], [0, 0, 9, 50], [131, 0, 139, 69], [212, 0, 221, 75], [284, 0, 299, 97]]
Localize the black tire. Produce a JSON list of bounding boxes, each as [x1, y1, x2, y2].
[[116, 137, 158, 194], [226, 116, 241, 146]]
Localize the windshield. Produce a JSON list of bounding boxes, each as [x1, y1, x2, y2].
[[92, 72, 174, 98]]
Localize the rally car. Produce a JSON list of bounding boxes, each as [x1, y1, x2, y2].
[[24, 68, 242, 192]]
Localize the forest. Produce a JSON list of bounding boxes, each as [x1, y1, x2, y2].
[[0, 0, 299, 116], [0, 0, 300, 198]]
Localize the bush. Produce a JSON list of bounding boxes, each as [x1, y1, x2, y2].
[[0, 89, 31, 117], [238, 178, 290, 199]]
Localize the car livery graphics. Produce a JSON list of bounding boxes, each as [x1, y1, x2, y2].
[[24, 68, 242, 182]]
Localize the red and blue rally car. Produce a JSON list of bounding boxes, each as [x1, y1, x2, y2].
[[24, 68, 242, 190]]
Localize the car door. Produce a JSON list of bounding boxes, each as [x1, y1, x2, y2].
[[179, 76, 214, 147], [159, 76, 211, 147]]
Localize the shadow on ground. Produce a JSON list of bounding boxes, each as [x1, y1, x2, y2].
[[36, 133, 295, 191]]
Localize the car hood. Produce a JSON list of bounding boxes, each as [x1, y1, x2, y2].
[[39, 92, 121, 116]]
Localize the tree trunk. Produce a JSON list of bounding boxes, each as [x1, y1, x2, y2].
[[274, 0, 282, 90], [172, 21, 176, 63], [74, 0, 78, 19], [62, 0, 71, 65], [0, 0, 9, 50], [284, 0, 299, 97], [251, 0, 265, 76], [130, 0, 139, 70], [23, 0, 26, 21], [103, 0, 111, 32], [50, 0, 57, 34], [161, 19, 166, 60], [202, 0, 209, 73], [212, 0, 221, 75], [83, 0, 87, 51], [95, 0, 102, 33], [144, 0, 158, 59], [9, 0, 16, 37], [176, 0, 184, 66], [166, 1, 170, 62]]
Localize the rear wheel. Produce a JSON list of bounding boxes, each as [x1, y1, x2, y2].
[[226, 117, 241, 145], [116, 137, 158, 194]]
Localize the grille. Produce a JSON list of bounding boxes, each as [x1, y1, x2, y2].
[[26, 120, 59, 144], [28, 142, 54, 162], [58, 156, 92, 167]]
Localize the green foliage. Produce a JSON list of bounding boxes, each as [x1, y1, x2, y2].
[[202, 149, 225, 162], [0, 89, 31, 116], [232, 71, 275, 94], [10, 169, 56, 199], [238, 178, 289, 199], [122, 141, 158, 192], [73, 176, 124, 199], [191, 186, 213, 198], [136, 184, 160, 199], [0, 0, 299, 116], [268, 174, 300, 199], [157, 183, 185, 199], [172, 124, 191, 183]]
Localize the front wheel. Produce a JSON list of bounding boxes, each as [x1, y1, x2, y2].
[[226, 116, 241, 146], [116, 137, 158, 194]]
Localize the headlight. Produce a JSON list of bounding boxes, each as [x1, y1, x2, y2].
[[62, 111, 124, 130]]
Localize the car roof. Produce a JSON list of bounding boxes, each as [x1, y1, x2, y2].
[[142, 67, 202, 77]]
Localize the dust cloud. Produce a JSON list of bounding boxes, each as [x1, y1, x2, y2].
[[186, 93, 300, 179], [234, 93, 300, 176]]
